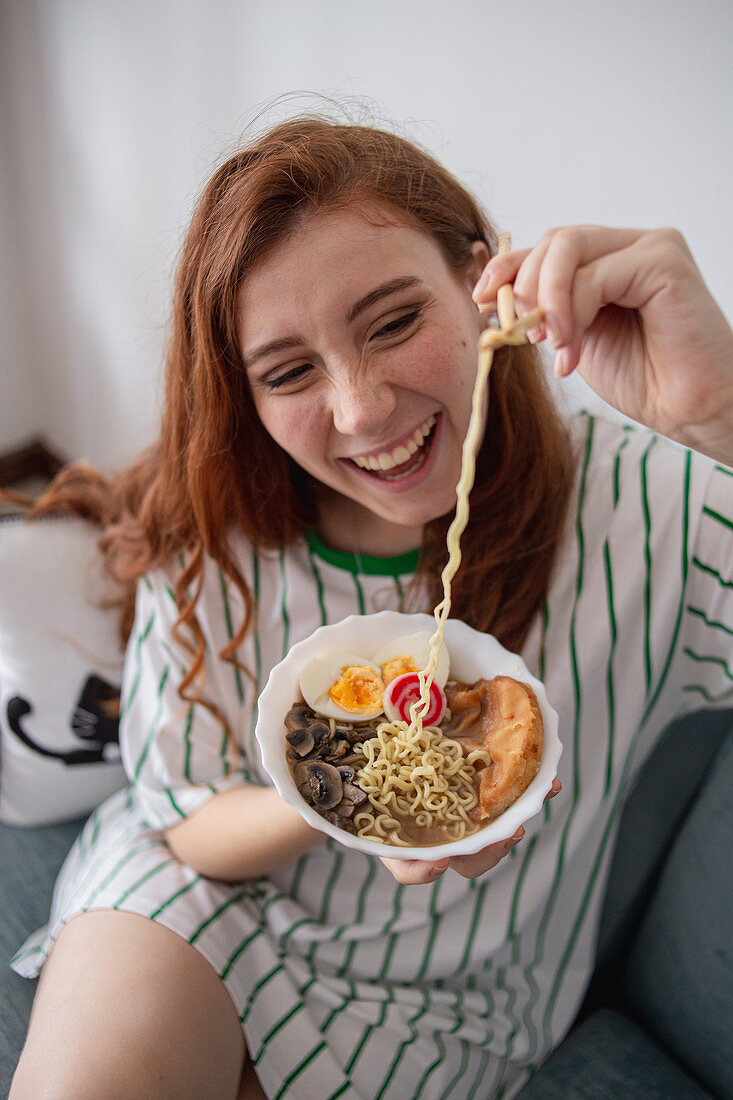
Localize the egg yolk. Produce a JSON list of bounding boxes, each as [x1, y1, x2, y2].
[[329, 665, 385, 714], [380, 655, 418, 685]]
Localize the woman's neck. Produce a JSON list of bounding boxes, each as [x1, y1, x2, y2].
[[314, 489, 423, 558]]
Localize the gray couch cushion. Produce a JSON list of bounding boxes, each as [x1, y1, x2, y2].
[[519, 1008, 713, 1098], [594, 708, 732, 980], [0, 816, 85, 1097], [623, 726, 733, 1100]]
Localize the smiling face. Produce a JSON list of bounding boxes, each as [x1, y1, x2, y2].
[[238, 205, 488, 556]]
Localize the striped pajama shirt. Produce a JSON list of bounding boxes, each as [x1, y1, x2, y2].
[[12, 412, 733, 1099]]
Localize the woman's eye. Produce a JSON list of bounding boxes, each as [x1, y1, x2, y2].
[[264, 364, 312, 392], [374, 309, 421, 339]]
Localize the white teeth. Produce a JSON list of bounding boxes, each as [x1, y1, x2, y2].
[[351, 414, 436, 472]]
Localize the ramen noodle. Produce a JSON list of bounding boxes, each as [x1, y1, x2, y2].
[[408, 233, 542, 737], [352, 718, 492, 846]]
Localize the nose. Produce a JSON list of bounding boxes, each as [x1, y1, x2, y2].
[[329, 370, 397, 437]]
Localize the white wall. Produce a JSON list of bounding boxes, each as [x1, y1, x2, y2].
[[3, 0, 732, 468]]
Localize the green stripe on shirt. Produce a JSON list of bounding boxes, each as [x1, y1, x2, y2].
[[703, 504, 733, 531], [531, 414, 594, 1056], [218, 567, 245, 704], [132, 664, 170, 783], [119, 610, 155, 720], [640, 437, 657, 696], [306, 541, 328, 626], [683, 646, 733, 681], [602, 541, 618, 795], [685, 605, 733, 636], [279, 547, 290, 658], [640, 448, 692, 726]]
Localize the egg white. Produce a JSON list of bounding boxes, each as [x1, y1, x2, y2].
[[372, 631, 449, 688], [299, 651, 385, 721]]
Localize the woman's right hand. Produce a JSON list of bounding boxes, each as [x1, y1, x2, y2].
[[379, 826, 525, 885], [473, 226, 733, 465]]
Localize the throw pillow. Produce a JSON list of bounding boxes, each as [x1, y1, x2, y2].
[[0, 514, 127, 825]]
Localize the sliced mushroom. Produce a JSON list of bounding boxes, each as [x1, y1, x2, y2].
[[328, 738, 351, 759], [339, 751, 367, 768], [341, 782, 368, 807], [335, 725, 369, 746], [335, 765, 368, 808], [285, 704, 315, 731], [292, 759, 313, 790], [286, 726, 315, 757], [335, 799, 356, 818], [307, 720, 332, 748], [301, 760, 343, 810]]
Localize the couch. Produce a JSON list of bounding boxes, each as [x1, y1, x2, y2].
[[1, 515, 731, 1097]]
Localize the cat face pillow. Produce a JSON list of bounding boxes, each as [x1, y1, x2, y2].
[[0, 515, 127, 825]]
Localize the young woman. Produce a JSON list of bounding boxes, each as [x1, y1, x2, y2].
[[10, 117, 733, 1100]]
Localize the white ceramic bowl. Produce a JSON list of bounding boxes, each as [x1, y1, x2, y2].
[[255, 610, 561, 860]]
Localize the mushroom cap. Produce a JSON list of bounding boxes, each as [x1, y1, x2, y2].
[[286, 726, 315, 757], [284, 704, 316, 731], [307, 720, 332, 747], [302, 760, 343, 810]]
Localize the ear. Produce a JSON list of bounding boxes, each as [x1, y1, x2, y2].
[[463, 240, 491, 293]]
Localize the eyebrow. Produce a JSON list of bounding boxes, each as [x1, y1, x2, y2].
[[242, 335, 304, 371], [345, 276, 423, 323], [242, 276, 424, 371]]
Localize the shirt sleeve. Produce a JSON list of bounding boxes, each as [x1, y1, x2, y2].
[[119, 566, 252, 830], [678, 462, 733, 710]]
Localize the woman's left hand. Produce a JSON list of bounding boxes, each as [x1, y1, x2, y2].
[[380, 778, 562, 885], [473, 226, 733, 465]]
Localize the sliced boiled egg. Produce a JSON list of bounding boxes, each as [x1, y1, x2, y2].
[[299, 651, 385, 721], [372, 631, 449, 689]]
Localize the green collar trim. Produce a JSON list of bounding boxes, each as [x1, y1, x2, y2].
[[305, 529, 419, 577]]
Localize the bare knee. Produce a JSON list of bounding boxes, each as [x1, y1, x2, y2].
[[10, 910, 245, 1100]]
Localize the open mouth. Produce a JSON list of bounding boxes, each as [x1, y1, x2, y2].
[[347, 415, 439, 482]]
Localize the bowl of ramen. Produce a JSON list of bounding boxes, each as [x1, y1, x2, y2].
[[255, 610, 561, 860]]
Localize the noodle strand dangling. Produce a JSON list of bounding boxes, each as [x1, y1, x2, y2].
[[408, 234, 542, 740]]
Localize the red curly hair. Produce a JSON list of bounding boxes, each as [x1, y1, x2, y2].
[[26, 116, 574, 720]]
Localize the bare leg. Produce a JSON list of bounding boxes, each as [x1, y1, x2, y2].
[[10, 910, 249, 1100], [238, 1056, 270, 1100]]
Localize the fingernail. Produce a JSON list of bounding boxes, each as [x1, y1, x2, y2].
[[553, 349, 572, 378], [504, 828, 524, 851], [429, 860, 450, 879], [472, 266, 495, 297], [545, 314, 562, 348]]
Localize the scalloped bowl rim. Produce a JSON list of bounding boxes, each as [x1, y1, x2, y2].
[[255, 611, 561, 860]]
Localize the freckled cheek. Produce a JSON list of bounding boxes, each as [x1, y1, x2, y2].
[[259, 402, 330, 463], [401, 331, 476, 398], [395, 333, 451, 387]]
